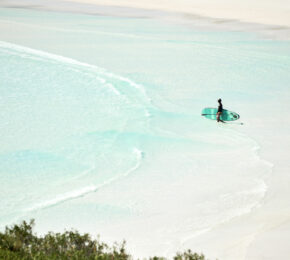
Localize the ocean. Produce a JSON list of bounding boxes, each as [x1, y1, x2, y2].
[[1, 6, 290, 258]]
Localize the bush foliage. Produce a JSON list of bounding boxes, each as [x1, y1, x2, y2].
[[0, 220, 206, 260]]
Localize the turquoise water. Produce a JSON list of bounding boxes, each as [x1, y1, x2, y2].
[[1, 7, 290, 257]]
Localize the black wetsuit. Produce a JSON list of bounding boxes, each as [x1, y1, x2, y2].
[[218, 103, 223, 113]]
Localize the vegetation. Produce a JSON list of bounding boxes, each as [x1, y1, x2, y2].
[[0, 220, 207, 260]]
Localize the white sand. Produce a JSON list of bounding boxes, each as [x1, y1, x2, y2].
[[64, 0, 290, 27]]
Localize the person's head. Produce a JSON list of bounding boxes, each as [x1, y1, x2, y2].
[[218, 98, 222, 103]]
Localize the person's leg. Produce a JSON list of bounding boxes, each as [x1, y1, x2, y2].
[[217, 112, 221, 122]]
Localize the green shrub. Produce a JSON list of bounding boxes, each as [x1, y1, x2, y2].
[[0, 220, 209, 260], [174, 250, 205, 260]]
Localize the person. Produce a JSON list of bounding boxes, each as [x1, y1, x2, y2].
[[216, 98, 224, 123]]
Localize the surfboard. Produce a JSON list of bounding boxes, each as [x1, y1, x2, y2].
[[201, 107, 240, 121]]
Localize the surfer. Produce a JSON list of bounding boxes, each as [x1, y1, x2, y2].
[[217, 98, 224, 123]]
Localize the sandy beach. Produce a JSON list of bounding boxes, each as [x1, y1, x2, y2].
[[63, 0, 290, 27], [1, 1, 290, 260], [2, 0, 290, 40]]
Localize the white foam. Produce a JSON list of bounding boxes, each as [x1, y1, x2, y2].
[[26, 185, 97, 211], [24, 147, 144, 212], [0, 41, 148, 98], [0, 40, 153, 119]]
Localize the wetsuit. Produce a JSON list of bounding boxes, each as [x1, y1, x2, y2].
[[218, 103, 223, 113]]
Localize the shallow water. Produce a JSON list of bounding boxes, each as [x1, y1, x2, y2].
[[0, 7, 290, 257]]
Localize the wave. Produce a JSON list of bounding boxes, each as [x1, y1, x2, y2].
[[25, 147, 144, 212], [0, 40, 152, 110], [0, 40, 150, 214]]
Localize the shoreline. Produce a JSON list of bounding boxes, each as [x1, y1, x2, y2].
[[1, 0, 290, 40], [63, 0, 290, 28]]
